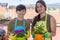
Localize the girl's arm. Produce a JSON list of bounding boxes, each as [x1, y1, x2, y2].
[[50, 17, 56, 36]]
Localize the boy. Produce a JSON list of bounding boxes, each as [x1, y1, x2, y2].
[[8, 4, 30, 40]]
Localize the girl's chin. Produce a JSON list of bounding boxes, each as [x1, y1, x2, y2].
[[38, 13, 42, 14]]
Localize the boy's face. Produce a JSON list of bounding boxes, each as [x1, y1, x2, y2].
[[16, 9, 26, 18]]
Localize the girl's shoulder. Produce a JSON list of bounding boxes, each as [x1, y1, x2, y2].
[[47, 14, 55, 20]]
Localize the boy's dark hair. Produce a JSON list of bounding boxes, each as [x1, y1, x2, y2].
[[16, 4, 26, 11], [35, 0, 47, 13]]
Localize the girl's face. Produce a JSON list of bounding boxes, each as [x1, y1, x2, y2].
[[16, 9, 26, 18], [36, 3, 46, 14]]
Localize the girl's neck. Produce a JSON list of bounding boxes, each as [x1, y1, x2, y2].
[[40, 12, 46, 19]]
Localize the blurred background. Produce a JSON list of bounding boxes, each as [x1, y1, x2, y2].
[[0, 0, 60, 40]]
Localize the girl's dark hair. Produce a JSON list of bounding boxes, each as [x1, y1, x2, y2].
[[16, 4, 26, 11], [32, 14, 40, 26], [35, 0, 47, 13]]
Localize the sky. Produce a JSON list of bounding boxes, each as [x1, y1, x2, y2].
[[0, 0, 60, 6]]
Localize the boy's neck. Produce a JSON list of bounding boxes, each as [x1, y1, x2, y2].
[[18, 17, 24, 21]]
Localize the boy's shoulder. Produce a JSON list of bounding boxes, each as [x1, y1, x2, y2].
[[10, 18, 30, 24], [9, 18, 16, 23]]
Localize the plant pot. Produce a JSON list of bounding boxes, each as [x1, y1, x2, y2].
[[34, 34, 44, 40]]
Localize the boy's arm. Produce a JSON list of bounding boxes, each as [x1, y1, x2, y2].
[[8, 19, 15, 34], [26, 20, 30, 38]]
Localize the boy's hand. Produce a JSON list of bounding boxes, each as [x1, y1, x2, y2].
[[26, 30, 30, 38]]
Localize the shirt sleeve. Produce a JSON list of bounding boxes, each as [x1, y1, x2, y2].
[[25, 20, 30, 31]]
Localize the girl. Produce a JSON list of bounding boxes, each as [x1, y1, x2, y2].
[[32, 0, 56, 40]]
